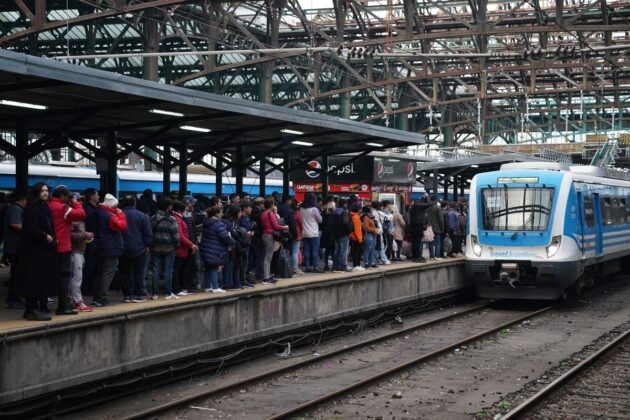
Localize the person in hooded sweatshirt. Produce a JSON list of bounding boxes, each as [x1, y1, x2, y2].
[[199, 206, 235, 293], [149, 196, 180, 300], [48, 185, 86, 315], [92, 193, 128, 307]]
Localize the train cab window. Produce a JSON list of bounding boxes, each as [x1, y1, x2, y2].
[[583, 195, 594, 228], [602, 197, 613, 225], [481, 187, 554, 231], [624, 198, 630, 224]]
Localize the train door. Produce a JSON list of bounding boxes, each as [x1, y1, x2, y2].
[[592, 193, 604, 257], [577, 191, 585, 259]]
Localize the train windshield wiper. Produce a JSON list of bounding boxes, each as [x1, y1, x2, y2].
[[511, 213, 534, 240]]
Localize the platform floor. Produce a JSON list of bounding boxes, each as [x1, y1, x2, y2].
[[0, 256, 464, 335]]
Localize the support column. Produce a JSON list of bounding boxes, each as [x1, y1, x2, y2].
[[106, 131, 118, 197], [15, 123, 28, 194], [453, 175, 459, 201], [443, 175, 449, 200], [259, 157, 266, 197], [179, 141, 188, 198], [282, 151, 290, 198], [235, 145, 244, 194], [215, 154, 223, 198], [162, 146, 171, 196], [143, 12, 159, 170], [321, 154, 329, 200], [432, 169, 439, 195]]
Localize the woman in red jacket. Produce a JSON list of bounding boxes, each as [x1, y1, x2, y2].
[[172, 201, 197, 297], [261, 199, 289, 284]]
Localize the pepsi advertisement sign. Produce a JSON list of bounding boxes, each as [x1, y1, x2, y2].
[[292, 156, 417, 184], [292, 156, 373, 182]]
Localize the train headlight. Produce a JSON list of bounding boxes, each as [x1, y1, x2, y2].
[[546, 236, 562, 258], [471, 235, 482, 257]]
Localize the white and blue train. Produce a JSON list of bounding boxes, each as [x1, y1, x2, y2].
[[0, 161, 286, 197], [465, 162, 630, 300]]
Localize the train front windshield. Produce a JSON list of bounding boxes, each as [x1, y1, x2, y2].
[[481, 187, 554, 231]]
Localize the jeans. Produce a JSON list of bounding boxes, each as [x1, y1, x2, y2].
[[173, 255, 193, 293], [94, 256, 119, 303], [350, 240, 362, 267], [248, 237, 264, 281], [290, 240, 301, 272], [262, 233, 276, 280], [302, 236, 320, 270], [57, 252, 73, 310], [427, 239, 438, 259], [204, 265, 220, 290], [69, 253, 85, 304], [119, 254, 147, 298], [363, 234, 376, 267], [152, 251, 175, 296], [334, 236, 349, 270]]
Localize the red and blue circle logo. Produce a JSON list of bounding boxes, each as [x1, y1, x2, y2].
[[376, 161, 384, 178], [407, 162, 415, 181], [306, 160, 321, 178]]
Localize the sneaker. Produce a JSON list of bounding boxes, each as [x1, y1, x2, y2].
[[204, 288, 213, 293], [55, 307, 79, 315], [165, 293, 180, 300], [4, 300, 24, 309], [383, 260, 391, 265], [47, 297, 55, 304], [92, 299, 109, 307], [242, 282, 255, 288], [211, 288, 226, 293], [177, 290, 188, 296], [186, 290, 195, 295], [352, 266, 366, 271], [262, 278, 278, 285], [74, 302, 93, 312], [151, 294, 159, 300], [132, 296, 147, 303], [123, 296, 132, 303], [293, 269, 304, 275]]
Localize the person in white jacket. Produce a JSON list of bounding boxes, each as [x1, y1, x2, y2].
[[371, 201, 391, 265], [299, 193, 323, 272]]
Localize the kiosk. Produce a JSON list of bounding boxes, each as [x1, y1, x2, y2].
[[291, 155, 417, 210]]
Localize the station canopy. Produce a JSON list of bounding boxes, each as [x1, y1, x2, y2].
[[0, 49, 425, 164]]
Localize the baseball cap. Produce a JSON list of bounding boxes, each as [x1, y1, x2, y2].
[[182, 195, 197, 204]]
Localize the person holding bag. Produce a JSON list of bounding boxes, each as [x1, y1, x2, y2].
[[261, 199, 289, 284]]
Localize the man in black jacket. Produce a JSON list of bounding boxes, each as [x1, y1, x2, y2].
[[408, 196, 430, 262]]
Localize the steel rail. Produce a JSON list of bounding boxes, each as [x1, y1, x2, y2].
[[268, 306, 553, 420], [502, 327, 630, 419], [120, 302, 490, 420]]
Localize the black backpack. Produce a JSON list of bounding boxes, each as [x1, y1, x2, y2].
[[333, 209, 353, 237]]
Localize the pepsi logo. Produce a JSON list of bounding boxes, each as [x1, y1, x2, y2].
[[305, 160, 321, 178], [407, 162, 415, 180], [376, 161, 384, 178]]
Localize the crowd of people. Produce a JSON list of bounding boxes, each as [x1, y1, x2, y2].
[[0, 186, 468, 322]]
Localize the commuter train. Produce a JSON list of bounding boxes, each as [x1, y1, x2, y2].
[[465, 162, 630, 300], [0, 161, 287, 197]]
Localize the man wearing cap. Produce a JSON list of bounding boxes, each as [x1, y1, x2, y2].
[[92, 194, 128, 307], [49, 185, 86, 315]]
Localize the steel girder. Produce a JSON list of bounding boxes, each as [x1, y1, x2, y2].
[[0, 0, 629, 147]]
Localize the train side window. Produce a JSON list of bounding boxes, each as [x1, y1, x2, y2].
[[583, 195, 594, 228], [625, 198, 630, 223], [621, 198, 628, 224], [602, 197, 613, 225]]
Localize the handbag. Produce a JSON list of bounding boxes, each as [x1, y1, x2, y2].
[[422, 225, 435, 243], [268, 212, 289, 243]]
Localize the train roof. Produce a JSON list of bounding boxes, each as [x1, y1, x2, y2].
[[500, 162, 630, 182]]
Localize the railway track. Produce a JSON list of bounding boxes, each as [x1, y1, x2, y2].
[[503, 327, 630, 419], [118, 303, 553, 419]]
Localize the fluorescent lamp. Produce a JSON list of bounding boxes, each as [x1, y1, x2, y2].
[[292, 140, 313, 146], [366, 142, 384, 147], [180, 125, 211, 133], [0, 99, 47, 110], [471, 164, 479, 168], [150, 109, 184, 117], [281, 129, 304, 135]]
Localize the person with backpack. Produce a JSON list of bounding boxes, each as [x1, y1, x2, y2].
[[348, 203, 364, 271], [408, 197, 430, 262], [390, 203, 406, 261], [331, 198, 353, 272], [361, 204, 378, 269], [371, 201, 391, 265]]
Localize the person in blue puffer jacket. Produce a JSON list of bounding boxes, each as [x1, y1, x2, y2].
[[199, 206, 235, 293]]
